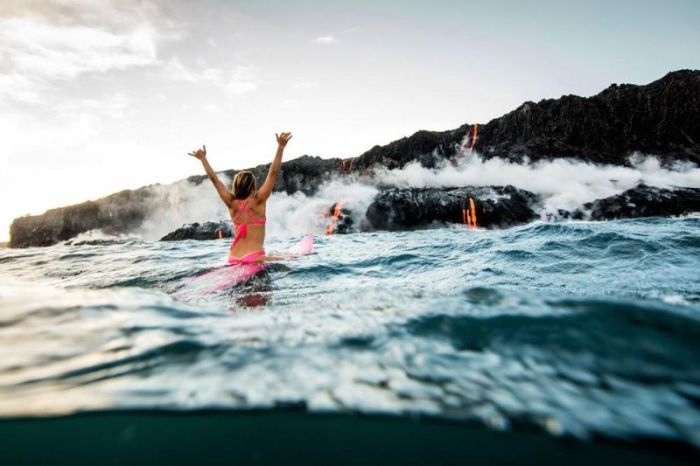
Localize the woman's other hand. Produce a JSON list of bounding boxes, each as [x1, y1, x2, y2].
[[188, 145, 207, 160], [276, 132, 293, 148]]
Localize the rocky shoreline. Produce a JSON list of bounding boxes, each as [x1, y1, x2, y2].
[[157, 183, 700, 241], [9, 70, 700, 247], [572, 184, 700, 221]]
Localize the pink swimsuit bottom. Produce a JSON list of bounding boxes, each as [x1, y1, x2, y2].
[[228, 250, 265, 265]]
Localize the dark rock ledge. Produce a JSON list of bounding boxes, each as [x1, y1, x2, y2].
[[9, 70, 700, 247]]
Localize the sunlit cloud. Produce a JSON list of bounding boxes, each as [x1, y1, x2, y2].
[[0, 73, 40, 103], [226, 81, 258, 95], [0, 1, 168, 105], [226, 64, 259, 95], [314, 35, 336, 44], [0, 17, 158, 77], [163, 58, 259, 95], [291, 82, 316, 89], [54, 93, 131, 120], [0, 0, 161, 29], [162, 57, 217, 83], [279, 98, 300, 109]]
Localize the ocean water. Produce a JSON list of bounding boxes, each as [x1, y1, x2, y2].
[[1, 217, 700, 464]]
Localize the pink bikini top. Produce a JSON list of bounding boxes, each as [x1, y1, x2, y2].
[[231, 199, 266, 249]]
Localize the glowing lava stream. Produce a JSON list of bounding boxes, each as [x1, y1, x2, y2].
[[458, 124, 479, 159], [325, 201, 344, 235], [463, 197, 477, 228]]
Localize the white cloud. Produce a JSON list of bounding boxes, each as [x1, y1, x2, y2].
[[163, 57, 218, 83], [279, 98, 300, 109], [226, 81, 258, 95], [314, 35, 336, 44], [0, 92, 132, 167], [292, 82, 316, 89], [1, 17, 158, 79], [0, 0, 161, 30], [0, 2, 165, 104], [54, 92, 130, 120], [0, 73, 40, 103], [163, 58, 259, 95], [226, 64, 259, 95]]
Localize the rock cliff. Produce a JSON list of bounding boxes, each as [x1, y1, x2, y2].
[[9, 70, 700, 247]]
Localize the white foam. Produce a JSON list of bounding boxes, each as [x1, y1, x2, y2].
[[266, 179, 378, 238], [375, 154, 700, 214], [132, 154, 700, 239], [132, 174, 378, 240], [136, 176, 232, 240]]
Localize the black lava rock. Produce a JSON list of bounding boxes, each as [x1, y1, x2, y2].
[[9, 70, 700, 247], [365, 186, 540, 231], [323, 203, 355, 235], [475, 70, 700, 165], [160, 221, 232, 241], [352, 128, 468, 171], [572, 184, 700, 220], [9, 190, 154, 248], [187, 155, 342, 196]]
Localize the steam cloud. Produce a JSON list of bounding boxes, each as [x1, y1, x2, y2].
[[131, 154, 700, 240], [376, 154, 700, 215]]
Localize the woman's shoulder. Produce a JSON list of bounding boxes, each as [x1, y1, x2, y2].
[[252, 192, 267, 206]]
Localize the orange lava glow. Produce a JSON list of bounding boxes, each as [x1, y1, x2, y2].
[[458, 123, 479, 160], [464, 196, 478, 229], [468, 124, 479, 155], [325, 201, 344, 235]]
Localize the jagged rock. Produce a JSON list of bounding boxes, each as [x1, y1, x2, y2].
[[187, 155, 342, 196], [350, 70, 700, 170], [9, 190, 155, 248], [572, 184, 700, 220], [335, 210, 354, 234], [9, 156, 339, 248], [9, 70, 700, 247], [475, 70, 700, 165], [365, 186, 540, 231], [160, 221, 232, 241], [352, 127, 468, 171]]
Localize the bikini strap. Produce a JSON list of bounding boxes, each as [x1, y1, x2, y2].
[[233, 199, 265, 224]]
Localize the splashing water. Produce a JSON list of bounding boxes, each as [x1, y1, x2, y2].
[[1, 217, 699, 455], [106, 154, 700, 243]]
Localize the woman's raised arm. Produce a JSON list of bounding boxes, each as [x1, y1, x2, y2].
[[188, 145, 234, 207], [256, 132, 292, 201]]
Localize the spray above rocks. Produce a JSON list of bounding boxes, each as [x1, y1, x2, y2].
[[9, 70, 700, 247]]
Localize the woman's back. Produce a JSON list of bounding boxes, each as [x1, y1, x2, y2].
[[229, 197, 267, 258]]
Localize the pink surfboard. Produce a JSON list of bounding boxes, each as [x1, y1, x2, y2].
[[176, 234, 314, 299], [279, 233, 314, 258]]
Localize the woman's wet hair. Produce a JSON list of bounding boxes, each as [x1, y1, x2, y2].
[[232, 171, 256, 199]]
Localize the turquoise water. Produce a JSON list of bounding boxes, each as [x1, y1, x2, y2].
[[1, 218, 700, 462]]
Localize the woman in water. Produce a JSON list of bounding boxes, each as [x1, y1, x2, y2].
[[188, 132, 293, 264]]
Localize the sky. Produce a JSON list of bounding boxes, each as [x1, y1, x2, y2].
[[1, 0, 699, 241]]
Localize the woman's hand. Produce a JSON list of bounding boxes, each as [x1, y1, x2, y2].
[[276, 132, 293, 148], [188, 145, 207, 160]]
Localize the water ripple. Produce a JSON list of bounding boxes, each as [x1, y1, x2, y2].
[[0, 218, 699, 452]]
